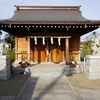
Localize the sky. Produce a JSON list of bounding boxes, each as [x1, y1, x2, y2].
[[0, 0, 100, 40]]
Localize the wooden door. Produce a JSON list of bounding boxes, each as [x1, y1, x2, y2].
[[30, 38, 47, 62], [30, 38, 65, 62], [34, 38, 47, 62], [51, 38, 65, 63]]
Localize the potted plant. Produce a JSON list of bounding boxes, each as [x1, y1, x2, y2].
[[19, 51, 28, 68], [69, 51, 77, 68], [19, 60, 28, 68], [69, 60, 77, 68]]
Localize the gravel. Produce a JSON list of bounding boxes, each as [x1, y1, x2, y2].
[[67, 72, 100, 90], [0, 73, 30, 96]]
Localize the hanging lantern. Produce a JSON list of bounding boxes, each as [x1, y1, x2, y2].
[[58, 38, 61, 45], [51, 37, 53, 44], [42, 37, 45, 45], [34, 37, 37, 45]]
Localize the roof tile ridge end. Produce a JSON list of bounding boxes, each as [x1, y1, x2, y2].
[[14, 5, 82, 10]]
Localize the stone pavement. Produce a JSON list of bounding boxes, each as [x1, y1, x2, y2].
[[1, 63, 100, 100], [77, 89, 100, 100], [15, 74, 81, 100], [14, 63, 82, 100], [0, 96, 15, 100], [13, 62, 83, 75]]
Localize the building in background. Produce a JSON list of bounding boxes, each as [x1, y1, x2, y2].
[[0, 5, 100, 63]]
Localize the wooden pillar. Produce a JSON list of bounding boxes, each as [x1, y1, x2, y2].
[[15, 37, 18, 60], [27, 36, 30, 63], [78, 37, 80, 61], [65, 38, 69, 64]]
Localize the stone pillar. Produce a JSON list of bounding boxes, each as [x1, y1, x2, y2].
[[0, 55, 11, 80], [65, 38, 69, 64], [27, 36, 30, 63], [85, 55, 100, 79]]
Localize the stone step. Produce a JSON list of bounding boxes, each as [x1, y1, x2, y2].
[[13, 65, 83, 75]]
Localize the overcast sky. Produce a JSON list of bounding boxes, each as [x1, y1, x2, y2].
[[0, 0, 100, 39]]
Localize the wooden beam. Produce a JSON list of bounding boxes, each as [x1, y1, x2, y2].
[[27, 36, 30, 63], [30, 36, 71, 38], [65, 38, 69, 64]]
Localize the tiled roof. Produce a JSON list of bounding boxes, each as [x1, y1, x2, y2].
[[6, 5, 89, 22]]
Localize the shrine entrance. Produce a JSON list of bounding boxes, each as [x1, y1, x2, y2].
[[51, 38, 65, 63], [30, 37, 66, 63], [1, 5, 100, 63]]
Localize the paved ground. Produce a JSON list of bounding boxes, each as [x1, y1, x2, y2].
[[67, 73, 100, 100], [0, 74, 30, 96], [15, 74, 81, 100], [77, 90, 100, 100], [0, 96, 15, 100], [1, 63, 100, 100], [67, 72, 100, 90], [15, 74, 100, 100]]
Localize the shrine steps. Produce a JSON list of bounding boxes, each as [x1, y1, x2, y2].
[[12, 61, 83, 75]]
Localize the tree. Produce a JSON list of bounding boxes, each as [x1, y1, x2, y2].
[[81, 31, 100, 58], [5, 34, 15, 51], [81, 32, 95, 67], [81, 39, 95, 58]]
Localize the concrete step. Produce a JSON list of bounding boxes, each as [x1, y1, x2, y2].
[[12, 64, 83, 75]]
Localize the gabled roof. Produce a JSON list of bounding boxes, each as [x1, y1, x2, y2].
[[7, 5, 89, 22], [0, 5, 100, 25], [0, 5, 100, 36], [0, 5, 95, 24]]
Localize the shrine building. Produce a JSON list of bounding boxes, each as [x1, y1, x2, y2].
[[0, 5, 100, 64]]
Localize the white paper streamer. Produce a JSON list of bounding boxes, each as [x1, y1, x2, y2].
[[51, 37, 53, 44], [58, 38, 61, 45], [42, 37, 45, 45], [34, 37, 37, 45]]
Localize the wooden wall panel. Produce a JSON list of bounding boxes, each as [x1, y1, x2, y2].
[[18, 37, 27, 51], [16, 37, 27, 60], [51, 45, 57, 62], [57, 46, 62, 62], [15, 32, 80, 62], [69, 36, 80, 61], [30, 53, 34, 61]]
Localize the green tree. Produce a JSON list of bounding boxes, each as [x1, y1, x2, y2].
[[6, 50, 15, 73], [81, 31, 100, 58], [82, 39, 95, 58], [5, 34, 15, 51]]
